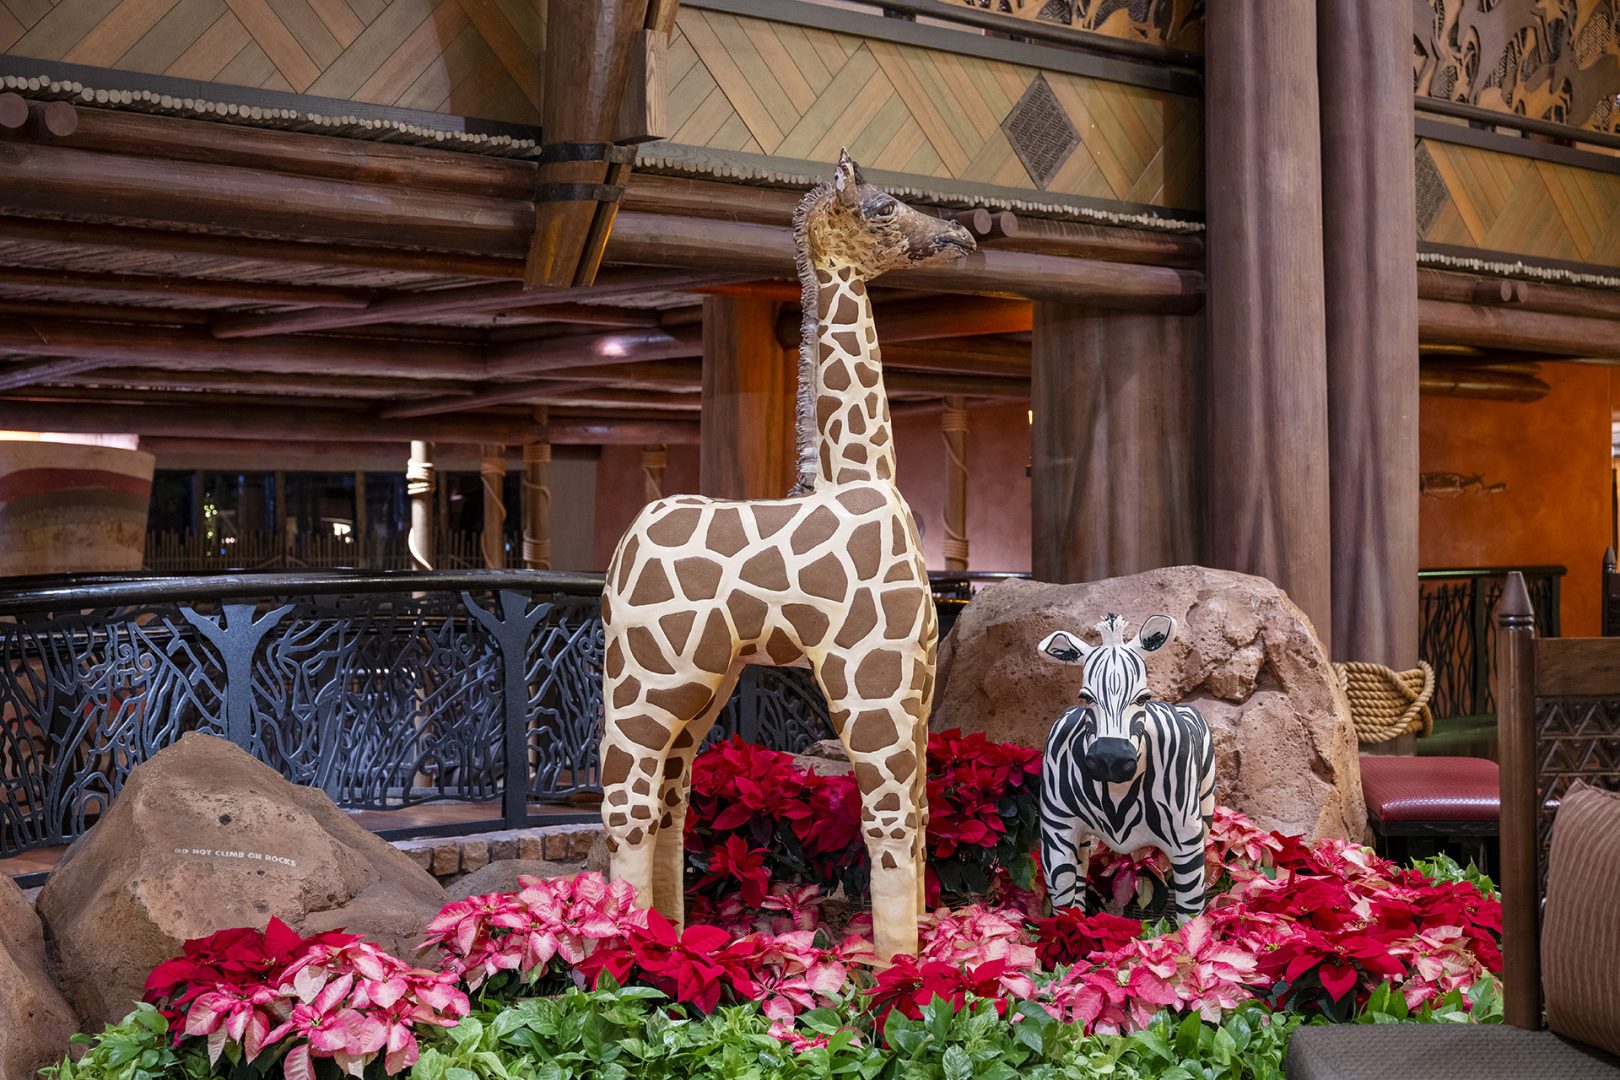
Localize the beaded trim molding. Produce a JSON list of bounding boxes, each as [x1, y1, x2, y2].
[[1418, 250, 1620, 291], [0, 74, 542, 157]]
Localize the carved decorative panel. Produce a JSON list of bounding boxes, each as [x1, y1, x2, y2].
[[1415, 0, 1620, 134], [955, 0, 1205, 53], [1003, 74, 1080, 187]]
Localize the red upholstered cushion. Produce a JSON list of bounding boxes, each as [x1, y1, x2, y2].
[[1358, 755, 1499, 824]]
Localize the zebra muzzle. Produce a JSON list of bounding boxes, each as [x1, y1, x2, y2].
[[1082, 737, 1139, 784]]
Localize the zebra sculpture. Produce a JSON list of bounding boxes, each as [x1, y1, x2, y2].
[[1037, 614, 1216, 920]]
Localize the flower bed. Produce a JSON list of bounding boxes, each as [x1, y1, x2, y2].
[[52, 737, 1502, 1080]]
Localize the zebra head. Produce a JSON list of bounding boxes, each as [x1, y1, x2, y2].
[[1037, 613, 1177, 784]]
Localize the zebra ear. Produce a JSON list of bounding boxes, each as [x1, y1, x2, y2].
[[1130, 615, 1177, 655], [1038, 630, 1090, 664]]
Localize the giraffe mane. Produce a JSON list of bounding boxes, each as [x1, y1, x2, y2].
[[788, 177, 839, 497]]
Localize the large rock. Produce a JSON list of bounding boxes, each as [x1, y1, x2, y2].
[[932, 568, 1366, 841], [38, 733, 449, 1028], [448, 859, 579, 900], [0, 875, 77, 1079]]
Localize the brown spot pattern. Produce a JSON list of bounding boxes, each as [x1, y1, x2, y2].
[[729, 590, 768, 640], [822, 361, 851, 391], [886, 748, 917, 783], [705, 509, 748, 557], [603, 745, 635, 786], [800, 552, 848, 600], [620, 714, 669, 750], [614, 536, 640, 592], [790, 507, 840, 554], [834, 591, 878, 648], [630, 561, 675, 605], [837, 488, 886, 515], [881, 589, 922, 639], [854, 650, 903, 697], [674, 557, 723, 600], [849, 523, 881, 577], [849, 709, 898, 753], [754, 504, 798, 539], [646, 508, 700, 547], [605, 639, 626, 679], [627, 625, 675, 675], [783, 604, 830, 647], [765, 628, 800, 664], [740, 548, 790, 591], [659, 610, 696, 653], [692, 610, 733, 674], [612, 677, 640, 709], [820, 654, 848, 699], [647, 682, 713, 717]]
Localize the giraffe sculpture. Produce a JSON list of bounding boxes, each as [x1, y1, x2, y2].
[[599, 152, 974, 960]]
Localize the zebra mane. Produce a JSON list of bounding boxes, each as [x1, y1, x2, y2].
[[1093, 614, 1129, 647]]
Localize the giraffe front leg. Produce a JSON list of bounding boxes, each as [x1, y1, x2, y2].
[[1041, 810, 1091, 911], [600, 707, 676, 912]]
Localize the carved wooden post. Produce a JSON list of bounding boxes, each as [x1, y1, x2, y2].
[[1495, 571, 1539, 1029], [941, 397, 970, 572], [1205, 1, 1332, 641], [700, 295, 793, 499], [1032, 306, 1200, 582], [481, 443, 507, 569], [522, 413, 552, 571], [407, 440, 434, 571], [641, 444, 667, 504], [1319, 0, 1419, 670]]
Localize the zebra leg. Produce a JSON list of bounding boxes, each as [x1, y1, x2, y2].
[[1167, 839, 1208, 922], [1041, 812, 1092, 910]]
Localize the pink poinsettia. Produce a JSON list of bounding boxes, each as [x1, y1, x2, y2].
[[918, 905, 1038, 973], [721, 931, 848, 1019]]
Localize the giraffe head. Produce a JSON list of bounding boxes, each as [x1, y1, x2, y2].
[[1037, 614, 1177, 783], [795, 150, 975, 278]]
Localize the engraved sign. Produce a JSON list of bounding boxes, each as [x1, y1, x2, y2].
[[173, 846, 297, 868]]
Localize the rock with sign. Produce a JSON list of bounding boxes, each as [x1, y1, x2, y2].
[[37, 732, 448, 1028]]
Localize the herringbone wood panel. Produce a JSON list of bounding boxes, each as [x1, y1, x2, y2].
[[667, 7, 1203, 209], [0, 0, 542, 123], [1422, 138, 1620, 266]]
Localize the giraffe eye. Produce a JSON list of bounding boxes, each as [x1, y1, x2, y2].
[[868, 197, 898, 220]]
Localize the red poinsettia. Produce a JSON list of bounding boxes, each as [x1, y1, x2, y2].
[[1032, 908, 1143, 968]]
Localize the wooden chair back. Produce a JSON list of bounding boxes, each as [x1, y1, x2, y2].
[[1496, 571, 1620, 1028]]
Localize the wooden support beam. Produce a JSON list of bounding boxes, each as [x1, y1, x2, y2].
[[700, 295, 793, 499], [408, 440, 435, 570], [1032, 308, 1200, 582], [0, 318, 485, 379], [381, 380, 701, 419], [528, 0, 650, 288], [881, 338, 1030, 377], [140, 438, 596, 472], [0, 142, 529, 253], [0, 216, 523, 281], [1205, 0, 1333, 639], [885, 370, 1029, 398], [1417, 269, 1620, 323], [57, 368, 479, 399], [485, 326, 703, 378], [0, 400, 699, 445], [1418, 300, 1620, 358], [605, 212, 1204, 311], [210, 268, 732, 339], [0, 266, 375, 308], [0, 355, 115, 391], [773, 297, 1031, 349]]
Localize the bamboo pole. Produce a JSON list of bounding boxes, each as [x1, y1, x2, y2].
[[522, 410, 552, 570], [480, 443, 507, 569]]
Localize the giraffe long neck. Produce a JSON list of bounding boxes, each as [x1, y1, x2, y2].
[[812, 265, 895, 489]]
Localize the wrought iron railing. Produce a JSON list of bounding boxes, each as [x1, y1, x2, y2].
[[1418, 566, 1564, 721], [0, 569, 1021, 868]]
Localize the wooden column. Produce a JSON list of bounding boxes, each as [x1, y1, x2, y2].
[[1495, 573, 1539, 1029], [354, 470, 367, 568], [480, 443, 507, 569], [941, 397, 970, 572], [641, 444, 667, 503], [522, 411, 552, 570], [407, 440, 434, 571], [1032, 307, 1200, 582], [699, 296, 794, 499], [1204, 1, 1332, 641], [1319, 0, 1419, 669]]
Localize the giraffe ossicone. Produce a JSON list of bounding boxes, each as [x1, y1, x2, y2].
[[598, 151, 974, 961]]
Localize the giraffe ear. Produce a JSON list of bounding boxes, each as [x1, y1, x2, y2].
[[1038, 630, 1090, 664], [1130, 615, 1176, 655], [834, 149, 862, 206]]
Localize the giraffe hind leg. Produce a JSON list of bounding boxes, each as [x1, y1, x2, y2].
[[651, 666, 741, 924]]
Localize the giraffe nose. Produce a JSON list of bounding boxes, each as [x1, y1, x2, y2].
[[1083, 738, 1138, 783]]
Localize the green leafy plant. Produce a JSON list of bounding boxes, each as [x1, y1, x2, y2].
[[44, 1005, 211, 1080], [1407, 853, 1498, 899]]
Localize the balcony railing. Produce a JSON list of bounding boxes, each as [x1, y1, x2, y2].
[[1419, 566, 1564, 722], [0, 570, 1015, 870]]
